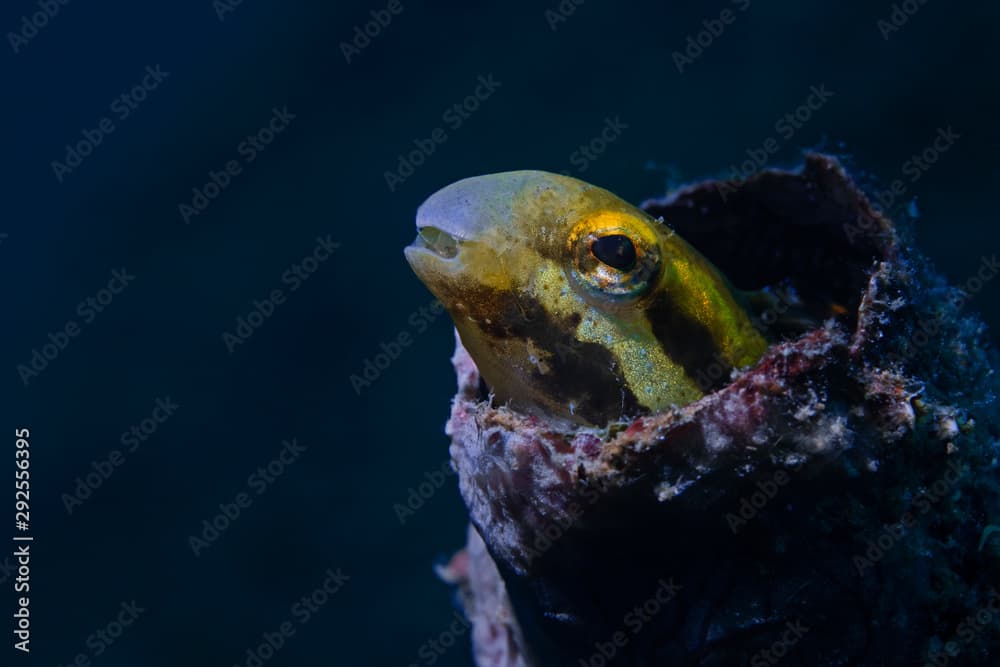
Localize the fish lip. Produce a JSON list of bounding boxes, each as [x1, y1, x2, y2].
[[414, 214, 475, 244], [407, 225, 461, 260]]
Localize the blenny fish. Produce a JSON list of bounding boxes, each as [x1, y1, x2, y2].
[[404, 171, 767, 425]]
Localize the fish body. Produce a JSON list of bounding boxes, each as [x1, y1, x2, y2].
[[404, 171, 767, 425]]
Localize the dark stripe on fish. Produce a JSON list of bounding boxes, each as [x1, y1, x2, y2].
[[644, 294, 728, 393], [474, 292, 643, 423]]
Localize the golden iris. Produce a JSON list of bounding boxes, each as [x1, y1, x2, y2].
[[568, 212, 661, 301]]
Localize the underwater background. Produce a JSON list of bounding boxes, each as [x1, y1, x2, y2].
[[2, 0, 998, 665]]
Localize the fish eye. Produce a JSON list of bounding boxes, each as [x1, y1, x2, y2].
[[568, 216, 661, 301], [591, 234, 637, 271]]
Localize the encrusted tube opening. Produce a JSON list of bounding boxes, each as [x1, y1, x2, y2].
[[440, 155, 1000, 666]]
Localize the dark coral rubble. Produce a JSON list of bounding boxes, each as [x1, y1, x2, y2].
[[440, 155, 1000, 666]]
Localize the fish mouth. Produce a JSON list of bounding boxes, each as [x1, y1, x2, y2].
[[408, 226, 460, 259], [403, 225, 465, 282]]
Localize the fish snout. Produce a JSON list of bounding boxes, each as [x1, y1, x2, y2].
[[405, 171, 540, 275]]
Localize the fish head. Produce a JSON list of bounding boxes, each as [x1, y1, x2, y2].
[[405, 171, 766, 425]]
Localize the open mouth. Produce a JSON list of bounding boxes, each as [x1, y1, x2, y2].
[[411, 226, 460, 259]]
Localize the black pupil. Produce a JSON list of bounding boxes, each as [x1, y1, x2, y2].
[[591, 234, 637, 271]]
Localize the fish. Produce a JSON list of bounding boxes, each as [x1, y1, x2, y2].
[[404, 171, 768, 426]]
